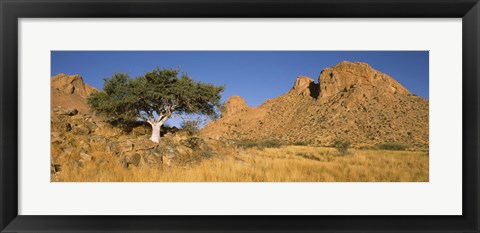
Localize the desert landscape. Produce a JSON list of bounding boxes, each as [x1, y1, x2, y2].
[[51, 60, 429, 182]]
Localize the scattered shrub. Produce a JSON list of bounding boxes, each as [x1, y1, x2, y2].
[[200, 149, 214, 158], [376, 143, 408, 151], [260, 140, 284, 148], [295, 152, 322, 161], [180, 118, 202, 135], [333, 140, 351, 155], [292, 141, 309, 146], [180, 137, 203, 149], [237, 139, 283, 149]]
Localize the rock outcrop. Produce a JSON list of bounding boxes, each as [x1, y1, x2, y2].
[[201, 61, 429, 150], [222, 96, 251, 118], [318, 61, 410, 99], [51, 106, 232, 174], [291, 76, 319, 98], [51, 74, 96, 113]]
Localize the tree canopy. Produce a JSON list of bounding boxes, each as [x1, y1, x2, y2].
[[88, 68, 225, 142]]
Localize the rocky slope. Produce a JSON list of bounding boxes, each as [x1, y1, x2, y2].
[[50, 74, 230, 176], [201, 61, 429, 150]]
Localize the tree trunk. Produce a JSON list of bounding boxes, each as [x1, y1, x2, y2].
[[150, 123, 162, 143]]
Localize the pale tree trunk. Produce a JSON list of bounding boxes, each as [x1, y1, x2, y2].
[[147, 108, 173, 143], [148, 116, 169, 143], [150, 123, 162, 143]]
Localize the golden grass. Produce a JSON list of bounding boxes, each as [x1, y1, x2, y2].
[[52, 146, 429, 182]]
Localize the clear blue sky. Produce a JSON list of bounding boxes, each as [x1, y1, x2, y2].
[[51, 51, 428, 126]]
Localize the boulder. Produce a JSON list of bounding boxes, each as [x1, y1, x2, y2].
[[67, 109, 79, 116], [131, 138, 158, 150], [53, 107, 78, 116], [94, 122, 121, 137], [80, 152, 93, 161], [72, 124, 93, 135], [162, 156, 173, 166], [119, 140, 134, 152], [131, 124, 149, 136], [51, 132, 65, 144]]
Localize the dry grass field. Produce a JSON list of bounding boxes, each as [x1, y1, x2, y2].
[[52, 145, 429, 182]]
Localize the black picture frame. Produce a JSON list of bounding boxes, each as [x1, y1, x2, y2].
[[1, 0, 479, 232]]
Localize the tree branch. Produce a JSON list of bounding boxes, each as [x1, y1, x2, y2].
[[139, 114, 149, 122]]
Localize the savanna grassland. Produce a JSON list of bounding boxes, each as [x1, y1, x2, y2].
[[52, 145, 428, 182], [51, 61, 429, 183]]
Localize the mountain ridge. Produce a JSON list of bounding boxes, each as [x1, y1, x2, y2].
[[201, 61, 429, 150]]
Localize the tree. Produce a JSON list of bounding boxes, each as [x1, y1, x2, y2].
[[87, 68, 224, 143]]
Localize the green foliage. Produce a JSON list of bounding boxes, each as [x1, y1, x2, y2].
[[333, 140, 351, 155], [88, 68, 225, 126], [376, 143, 408, 151], [236, 139, 284, 149]]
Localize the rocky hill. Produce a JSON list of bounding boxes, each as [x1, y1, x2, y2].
[[201, 61, 429, 150], [51, 73, 96, 113]]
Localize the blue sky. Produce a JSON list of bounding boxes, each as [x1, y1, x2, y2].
[[51, 51, 428, 126]]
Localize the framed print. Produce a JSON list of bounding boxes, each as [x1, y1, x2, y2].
[[1, 0, 479, 232]]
